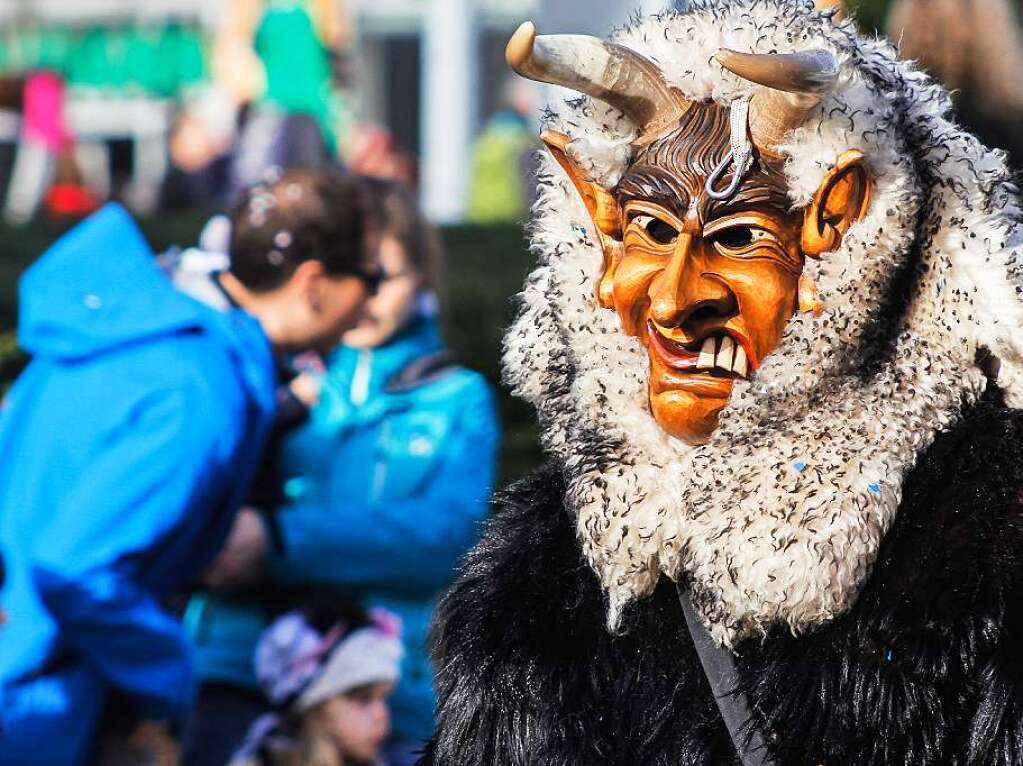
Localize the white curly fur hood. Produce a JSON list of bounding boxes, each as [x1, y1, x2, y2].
[[502, 0, 1023, 646]]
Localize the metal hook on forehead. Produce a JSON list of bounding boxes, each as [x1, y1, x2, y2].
[[705, 153, 747, 201], [705, 99, 754, 202]]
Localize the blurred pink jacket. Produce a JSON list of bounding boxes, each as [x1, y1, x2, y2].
[[22, 72, 69, 151]]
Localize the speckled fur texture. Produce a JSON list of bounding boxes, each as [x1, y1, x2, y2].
[[423, 393, 1023, 764], [501, 0, 1023, 645]]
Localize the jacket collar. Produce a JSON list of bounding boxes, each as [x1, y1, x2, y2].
[[327, 314, 444, 403]]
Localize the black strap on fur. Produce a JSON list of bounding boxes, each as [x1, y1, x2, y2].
[[677, 586, 776, 766]]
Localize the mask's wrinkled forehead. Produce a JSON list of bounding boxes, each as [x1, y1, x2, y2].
[[616, 101, 793, 222]]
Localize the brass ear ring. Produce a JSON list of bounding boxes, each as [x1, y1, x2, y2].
[[798, 274, 824, 316]]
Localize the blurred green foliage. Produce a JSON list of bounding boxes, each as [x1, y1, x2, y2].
[[847, 0, 893, 34], [437, 225, 542, 483], [0, 214, 542, 485], [0, 330, 25, 395]]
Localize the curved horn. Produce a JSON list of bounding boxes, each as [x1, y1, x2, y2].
[[715, 49, 838, 150], [507, 21, 689, 144]]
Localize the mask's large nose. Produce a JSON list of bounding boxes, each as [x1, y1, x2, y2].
[[649, 234, 738, 332]]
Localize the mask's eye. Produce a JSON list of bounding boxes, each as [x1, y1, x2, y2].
[[632, 214, 679, 245], [711, 225, 774, 253]]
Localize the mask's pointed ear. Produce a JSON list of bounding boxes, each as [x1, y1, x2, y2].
[[801, 149, 871, 257], [541, 130, 623, 308]]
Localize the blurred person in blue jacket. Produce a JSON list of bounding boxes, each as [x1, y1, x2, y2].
[[0, 168, 381, 766], [187, 178, 499, 766], [0, 552, 6, 626]]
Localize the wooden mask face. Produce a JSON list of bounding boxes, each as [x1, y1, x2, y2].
[[615, 103, 800, 444], [545, 102, 870, 444], [509, 23, 870, 443]]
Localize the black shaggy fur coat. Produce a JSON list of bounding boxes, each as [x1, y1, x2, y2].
[[421, 392, 1023, 765]]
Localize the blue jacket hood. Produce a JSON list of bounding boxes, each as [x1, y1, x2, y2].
[[20, 204, 218, 360], [18, 204, 274, 412]]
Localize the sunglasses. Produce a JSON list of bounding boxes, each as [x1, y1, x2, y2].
[[344, 266, 385, 295]]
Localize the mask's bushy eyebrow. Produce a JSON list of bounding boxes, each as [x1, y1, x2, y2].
[[704, 166, 793, 221], [618, 166, 792, 224], [614, 101, 792, 225], [617, 168, 692, 219]]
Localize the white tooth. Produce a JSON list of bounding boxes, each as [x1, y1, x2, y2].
[[733, 345, 749, 378], [716, 336, 735, 371], [697, 338, 715, 369]]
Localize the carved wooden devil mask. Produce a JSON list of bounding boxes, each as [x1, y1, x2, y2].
[[507, 23, 871, 443]]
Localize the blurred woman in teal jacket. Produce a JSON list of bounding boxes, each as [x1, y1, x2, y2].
[[187, 179, 499, 765]]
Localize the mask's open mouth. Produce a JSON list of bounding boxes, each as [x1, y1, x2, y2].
[[647, 322, 752, 379]]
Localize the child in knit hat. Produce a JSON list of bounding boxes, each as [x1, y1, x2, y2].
[[231, 604, 403, 766]]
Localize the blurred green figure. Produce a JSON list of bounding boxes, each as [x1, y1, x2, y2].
[[254, 0, 339, 152], [215, 0, 351, 190], [466, 79, 537, 224]]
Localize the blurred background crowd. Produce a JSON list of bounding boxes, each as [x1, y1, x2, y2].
[[1, 0, 1023, 764]]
